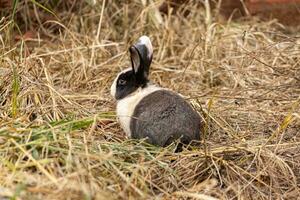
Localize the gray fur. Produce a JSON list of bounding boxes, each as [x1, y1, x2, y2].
[[130, 90, 201, 146]]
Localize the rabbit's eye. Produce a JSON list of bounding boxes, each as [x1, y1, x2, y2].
[[118, 79, 127, 85]]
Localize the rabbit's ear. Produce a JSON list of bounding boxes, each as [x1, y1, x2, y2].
[[129, 46, 141, 74], [129, 36, 153, 85]]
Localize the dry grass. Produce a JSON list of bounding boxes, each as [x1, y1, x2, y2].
[[1, 1, 300, 199]]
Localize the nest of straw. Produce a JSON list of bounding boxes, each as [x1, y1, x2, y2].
[[0, 1, 300, 199]]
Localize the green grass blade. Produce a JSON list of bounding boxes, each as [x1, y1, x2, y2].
[[11, 0, 19, 20], [30, 0, 59, 20], [11, 63, 19, 118]]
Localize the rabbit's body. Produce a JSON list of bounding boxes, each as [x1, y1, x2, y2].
[[110, 35, 202, 146], [116, 84, 162, 137], [130, 89, 201, 146]]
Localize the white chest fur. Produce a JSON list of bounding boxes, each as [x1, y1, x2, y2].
[[116, 85, 162, 137]]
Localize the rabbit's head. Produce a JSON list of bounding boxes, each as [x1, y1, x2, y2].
[[110, 36, 153, 100]]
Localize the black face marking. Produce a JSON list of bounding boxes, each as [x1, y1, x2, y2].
[[115, 70, 139, 100]]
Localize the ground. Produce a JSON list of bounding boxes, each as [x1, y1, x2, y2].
[[0, 1, 300, 199]]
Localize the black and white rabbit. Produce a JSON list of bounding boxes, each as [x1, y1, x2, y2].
[[110, 36, 202, 147]]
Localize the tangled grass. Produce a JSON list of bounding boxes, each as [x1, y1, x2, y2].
[[0, 1, 300, 199]]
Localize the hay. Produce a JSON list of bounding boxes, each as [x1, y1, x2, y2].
[[0, 1, 300, 199]]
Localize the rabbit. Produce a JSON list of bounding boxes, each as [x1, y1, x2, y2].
[[110, 35, 202, 147]]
